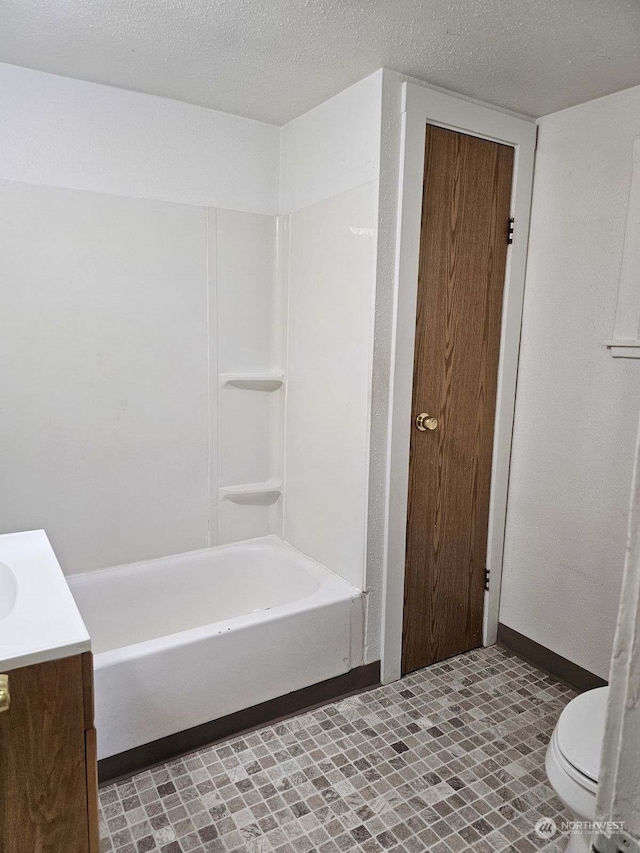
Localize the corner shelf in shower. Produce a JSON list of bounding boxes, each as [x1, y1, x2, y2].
[[219, 479, 283, 505], [219, 372, 285, 391]]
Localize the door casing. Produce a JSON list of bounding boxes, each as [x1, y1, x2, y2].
[[380, 82, 537, 684]]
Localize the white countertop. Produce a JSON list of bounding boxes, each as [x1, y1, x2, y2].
[[0, 530, 91, 671]]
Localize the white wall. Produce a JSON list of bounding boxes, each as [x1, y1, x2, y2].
[[0, 62, 280, 214], [280, 71, 382, 214], [281, 73, 382, 614], [500, 84, 640, 680]]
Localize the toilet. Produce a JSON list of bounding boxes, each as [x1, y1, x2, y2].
[[546, 686, 609, 852]]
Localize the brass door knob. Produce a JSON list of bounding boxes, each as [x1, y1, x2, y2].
[[0, 675, 9, 713], [416, 413, 438, 431]]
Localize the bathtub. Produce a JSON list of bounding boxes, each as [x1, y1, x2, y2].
[[67, 536, 364, 762]]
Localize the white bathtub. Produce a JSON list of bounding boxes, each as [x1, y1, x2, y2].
[[68, 536, 364, 761]]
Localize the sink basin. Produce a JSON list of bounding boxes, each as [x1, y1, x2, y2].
[[0, 562, 17, 620], [0, 530, 90, 671]]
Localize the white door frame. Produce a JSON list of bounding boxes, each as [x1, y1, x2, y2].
[[380, 82, 536, 683]]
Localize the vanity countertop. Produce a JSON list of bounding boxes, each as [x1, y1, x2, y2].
[[0, 529, 90, 671]]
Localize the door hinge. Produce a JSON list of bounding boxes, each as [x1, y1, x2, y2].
[[507, 218, 515, 244], [484, 568, 490, 591]]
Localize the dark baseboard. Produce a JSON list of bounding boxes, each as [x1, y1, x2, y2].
[[497, 623, 607, 693], [98, 661, 380, 785]]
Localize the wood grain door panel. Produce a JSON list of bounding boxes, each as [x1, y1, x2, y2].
[[402, 125, 514, 674]]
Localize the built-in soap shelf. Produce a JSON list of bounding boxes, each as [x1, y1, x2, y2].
[[219, 372, 285, 391], [219, 479, 283, 506]]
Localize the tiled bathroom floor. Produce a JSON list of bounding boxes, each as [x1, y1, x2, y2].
[[99, 646, 574, 853]]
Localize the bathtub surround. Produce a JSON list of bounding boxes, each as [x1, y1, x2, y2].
[[0, 62, 285, 572], [283, 183, 376, 589], [0, 182, 210, 571], [499, 82, 640, 681], [280, 72, 382, 597], [0, 63, 381, 594], [0, 181, 281, 571], [214, 209, 284, 545]]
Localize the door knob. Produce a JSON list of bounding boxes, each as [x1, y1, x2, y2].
[[416, 413, 438, 431], [0, 674, 9, 713]]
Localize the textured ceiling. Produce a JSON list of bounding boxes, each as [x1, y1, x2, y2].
[[1, 0, 639, 125]]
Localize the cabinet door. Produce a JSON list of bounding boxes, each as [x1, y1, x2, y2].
[[0, 655, 89, 853]]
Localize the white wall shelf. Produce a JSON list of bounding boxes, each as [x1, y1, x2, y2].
[[219, 372, 285, 391], [607, 136, 640, 360], [604, 339, 640, 359], [219, 479, 283, 505]]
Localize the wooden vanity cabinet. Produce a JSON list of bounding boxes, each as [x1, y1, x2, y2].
[[0, 652, 99, 853]]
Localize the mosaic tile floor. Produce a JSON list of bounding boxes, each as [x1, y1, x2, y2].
[[99, 646, 575, 853]]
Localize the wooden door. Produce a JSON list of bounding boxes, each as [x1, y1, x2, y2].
[[402, 124, 514, 674]]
